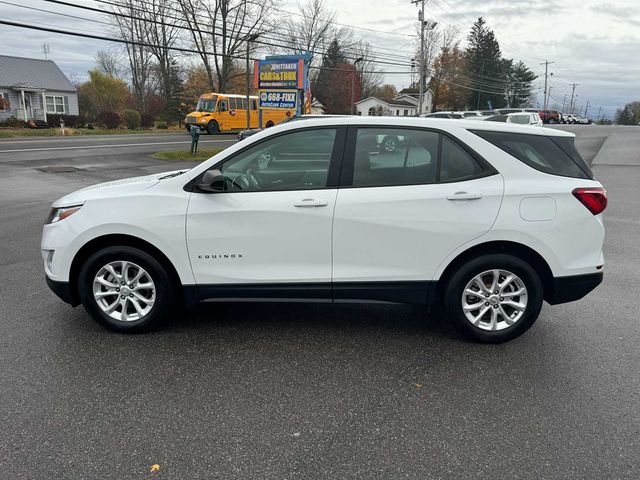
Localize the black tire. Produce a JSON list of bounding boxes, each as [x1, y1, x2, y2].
[[207, 120, 219, 135], [443, 254, 543, 343], [381, 135, 398, 152], [265, 121, 274, 128], [78, 246, 177, 333]]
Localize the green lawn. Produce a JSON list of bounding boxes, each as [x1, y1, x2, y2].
[[151, 147, 227, 161], [0, 127, 184, 138]]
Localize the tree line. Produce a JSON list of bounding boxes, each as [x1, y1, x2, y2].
[[76, 0, 540, 127]]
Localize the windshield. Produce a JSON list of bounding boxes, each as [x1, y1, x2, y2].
[[196, 96, 217, 113]]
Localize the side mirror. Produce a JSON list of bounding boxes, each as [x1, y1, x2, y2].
[[195, 169, 225, 193]]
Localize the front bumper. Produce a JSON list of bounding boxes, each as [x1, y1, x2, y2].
[[545, 271, 603, 305], [45, 276, 80, 306]]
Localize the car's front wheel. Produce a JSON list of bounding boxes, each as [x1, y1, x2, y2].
[[78, 246, 177, 332], [443, 254, 543, 343]]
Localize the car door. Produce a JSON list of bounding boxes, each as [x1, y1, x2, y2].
[[332, 126, 503, 301], [186, 126, 344, 292]]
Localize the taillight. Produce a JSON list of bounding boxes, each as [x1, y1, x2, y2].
[[572, 187, 607, 215]]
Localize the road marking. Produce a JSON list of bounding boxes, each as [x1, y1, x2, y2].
[[0, 139, 236, 153]]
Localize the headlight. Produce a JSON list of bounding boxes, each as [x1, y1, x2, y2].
[[46, 205, 82, 224]]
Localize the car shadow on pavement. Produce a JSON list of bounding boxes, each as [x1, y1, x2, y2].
[[159, 301, 462, 343]]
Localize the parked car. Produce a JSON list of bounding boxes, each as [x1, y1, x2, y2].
[[505, 112, 543, 126], [457, 111, 484, 118], [496, 108, 525, 115], [540, 110, 562, 124], [42, 117, 605, 343], [422, 112, 464, 119]]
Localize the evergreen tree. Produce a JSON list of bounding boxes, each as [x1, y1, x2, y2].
[[465, 17, 504, 109], [312, 38, 348, 109], [505, 61, 537, 107]]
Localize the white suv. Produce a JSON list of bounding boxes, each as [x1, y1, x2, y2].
[[42, 117, 606, 343]]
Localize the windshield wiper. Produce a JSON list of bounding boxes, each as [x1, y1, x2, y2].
[[160, 170, 188, 180]]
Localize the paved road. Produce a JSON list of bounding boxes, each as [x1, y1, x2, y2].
[[1, 128, 639, 479]]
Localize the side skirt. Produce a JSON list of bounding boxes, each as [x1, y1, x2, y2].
[[183, 281, 436, 307]]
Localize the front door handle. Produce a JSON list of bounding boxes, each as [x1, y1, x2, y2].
[[293, 198, 329, 208], [447, 192, 483, 201]]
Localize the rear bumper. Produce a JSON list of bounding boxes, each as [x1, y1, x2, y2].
[[45, 276, 80, 306], [545, 271, 603, 305]]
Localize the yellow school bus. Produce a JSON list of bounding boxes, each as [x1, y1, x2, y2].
[[185, 93, 293, 134]]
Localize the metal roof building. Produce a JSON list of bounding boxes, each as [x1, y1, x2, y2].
[[0, 55, 79, 123]]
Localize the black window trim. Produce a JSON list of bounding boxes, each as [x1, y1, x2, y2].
[[338, 124, 498, 189], [469, 129, 593, 180], [184, 125, 347, 194]]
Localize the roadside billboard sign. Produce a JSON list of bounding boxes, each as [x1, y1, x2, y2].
[[254, 58, 305, 90], [258, 90, 298, 110]]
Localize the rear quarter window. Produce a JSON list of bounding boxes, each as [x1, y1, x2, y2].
[[470, 130, 593, 179]]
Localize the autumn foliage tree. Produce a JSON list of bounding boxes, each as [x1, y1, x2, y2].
[[429, 46, 468, 111], [78, 70, 132, 123]]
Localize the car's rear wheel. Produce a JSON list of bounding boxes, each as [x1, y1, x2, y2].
[[78, 246, 177, 333], [443, 254, 543, 343]]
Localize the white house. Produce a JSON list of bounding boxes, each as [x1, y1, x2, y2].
[[355, 89, 433, 117], [0, 55, 79, 124]]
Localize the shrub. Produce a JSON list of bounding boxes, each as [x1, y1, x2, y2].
[[0, 116, 25, 128], [123, 109, 141, 130], [141, 112, 155, 129], [156, 121, 168, 129], [47, 114, 81, 128], [98, 111, 122, 129]]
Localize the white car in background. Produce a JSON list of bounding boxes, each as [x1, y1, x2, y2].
[[505, 112, 543, 126], [42, 117, 606, 343], [563, 114, 579, 124]]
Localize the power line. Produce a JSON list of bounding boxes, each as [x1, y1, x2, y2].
[[33, 0, 534, 93], [48, 0, 414, 66]]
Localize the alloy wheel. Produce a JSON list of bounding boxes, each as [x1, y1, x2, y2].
[[92, 261, 156, 322], [461, 269, 528, 331]]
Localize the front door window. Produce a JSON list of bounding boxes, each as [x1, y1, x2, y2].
[[218, 128, 337, 192]]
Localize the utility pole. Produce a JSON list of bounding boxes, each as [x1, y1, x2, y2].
[[561, 94, 568, 113], [351, 57, 364, 115], [41, 43, 50, 60], [412, 0, 429, 116], [245, 33, 259, 129], [476, 58, 485, 110], [539, 60, 554, 109], [584, 100, 590, 118], [569, 83, 579, 114], [597, 106, 602, 122]]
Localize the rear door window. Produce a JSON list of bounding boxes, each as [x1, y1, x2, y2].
[[471, 130, 592, 179]]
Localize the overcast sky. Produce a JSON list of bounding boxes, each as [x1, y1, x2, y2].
[[1, 0, 638, 118]]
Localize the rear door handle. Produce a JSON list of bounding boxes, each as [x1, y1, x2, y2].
[[293, 198, 328, 208], [447, 192, 483, 201]]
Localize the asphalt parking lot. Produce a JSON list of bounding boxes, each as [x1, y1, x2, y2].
[[1, 126, 639, 479]]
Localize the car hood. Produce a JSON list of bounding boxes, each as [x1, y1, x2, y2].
[[52, 170, 185, 207]]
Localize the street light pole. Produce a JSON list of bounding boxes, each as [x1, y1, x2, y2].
[[351, 57, 363, 115], [246, 33, 259, 130]]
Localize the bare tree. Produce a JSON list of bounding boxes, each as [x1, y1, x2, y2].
[[142, 0, 182, 110], [95, 50, 124, 78], [178, 0, 277, 93], [352, 41, 383, 99], [285, 0, 335, 66], [108, 0, 155, 111]]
